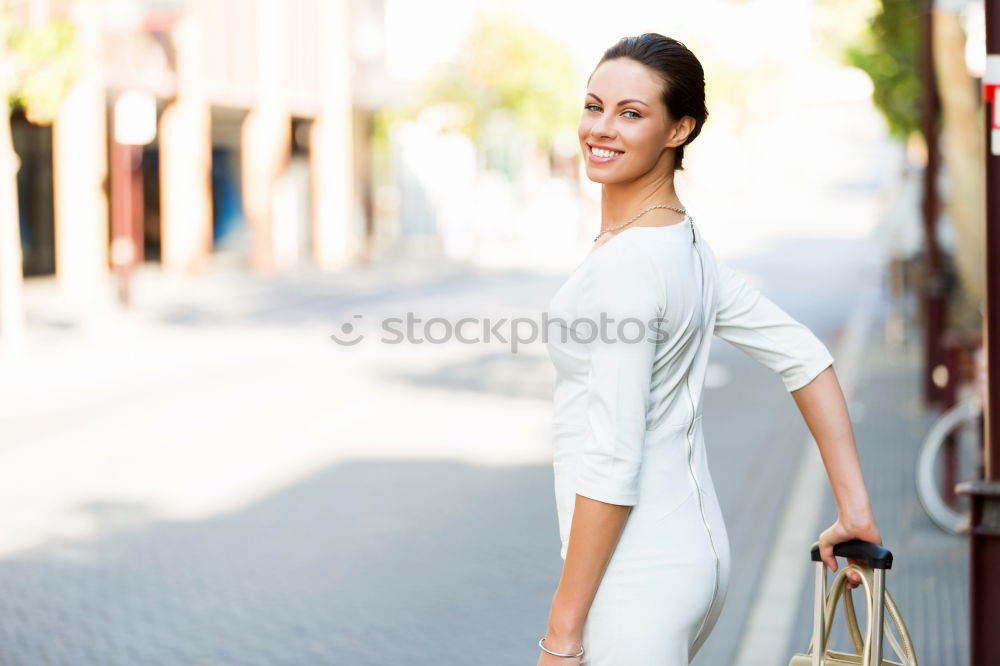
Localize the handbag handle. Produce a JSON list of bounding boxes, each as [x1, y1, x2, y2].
[[806, 563, 918, 666], [838, 564, 917, 666]]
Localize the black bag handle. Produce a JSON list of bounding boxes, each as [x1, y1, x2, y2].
[[810, 538, 893, 570]]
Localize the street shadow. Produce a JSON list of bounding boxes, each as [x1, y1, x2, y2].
[[0, 459, 562, 666]]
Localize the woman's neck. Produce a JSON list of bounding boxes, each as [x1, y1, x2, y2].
[[599, 179, 683, 232]]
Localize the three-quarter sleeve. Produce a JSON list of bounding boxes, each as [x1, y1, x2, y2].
[[713, 256, 834, 392], [574, 244, 662, 506]]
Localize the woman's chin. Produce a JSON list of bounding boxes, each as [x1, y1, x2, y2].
[[584, 168, 625, 185]]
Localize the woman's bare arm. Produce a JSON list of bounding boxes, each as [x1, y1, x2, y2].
[[790, 364, 882, 586], [539, 495, 630, 660]]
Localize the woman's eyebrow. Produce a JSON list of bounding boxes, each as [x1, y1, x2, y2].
[[585, 92, 649, 107]]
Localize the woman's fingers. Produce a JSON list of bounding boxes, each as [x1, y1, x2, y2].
[[818, 526, 840, 574], [822, 548, 837, 574], [819, 521, 876, 589], [845, 557, 867, 588]]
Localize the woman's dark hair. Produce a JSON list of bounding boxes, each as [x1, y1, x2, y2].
[[590, 33, 708, 171]]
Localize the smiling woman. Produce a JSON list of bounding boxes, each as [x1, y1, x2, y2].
[[580, 35, 708, 175], [578, 35, 708, 248], [536, 32, 881, 666]]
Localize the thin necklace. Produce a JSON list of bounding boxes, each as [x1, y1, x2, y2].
[[594, 204, 687, 242]]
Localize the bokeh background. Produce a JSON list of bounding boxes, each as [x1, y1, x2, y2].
[[0, 0, 988, 664]]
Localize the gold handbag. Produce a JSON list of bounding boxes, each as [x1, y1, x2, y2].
[[789, 541, 918, 666]]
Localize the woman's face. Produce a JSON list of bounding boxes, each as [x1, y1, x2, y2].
[[578, 58, 690, 183]]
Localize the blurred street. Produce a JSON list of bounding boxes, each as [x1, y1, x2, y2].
[[1, 0, 985, 663], [0, 162, 970, 665]]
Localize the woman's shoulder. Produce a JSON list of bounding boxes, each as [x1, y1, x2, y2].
[[590, 227, 699, 281], [586, 232, 660, 280], [581, 234, 666, 312]]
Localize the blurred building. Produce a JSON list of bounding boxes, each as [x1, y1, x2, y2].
[[11, 0, 394, 304]]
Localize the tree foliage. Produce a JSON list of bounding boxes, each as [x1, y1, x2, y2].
[[372, 8, 578, 152], [843, 0, 922, 139], [3, 11, 79, 125]]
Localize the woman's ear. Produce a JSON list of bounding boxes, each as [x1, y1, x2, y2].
[[667, 116, 696, 148]]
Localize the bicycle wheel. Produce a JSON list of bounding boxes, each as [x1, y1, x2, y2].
[[914, 396, 983, 535]]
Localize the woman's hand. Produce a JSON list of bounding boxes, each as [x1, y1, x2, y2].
[[818, 511, 882, 590], [536, 632, 584, 666]]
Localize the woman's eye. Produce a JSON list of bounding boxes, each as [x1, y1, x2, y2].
[[583, 104, 640, 118]]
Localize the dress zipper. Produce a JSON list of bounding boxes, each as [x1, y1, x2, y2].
[[686, 218, 721, 647], [686, 374, 720, 645]]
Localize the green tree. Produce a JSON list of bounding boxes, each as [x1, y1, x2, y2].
[[6, 14, 77, 123], [372, 8, 578, 156], [843, 0, 922, 139], [1, 7, 78, 352]]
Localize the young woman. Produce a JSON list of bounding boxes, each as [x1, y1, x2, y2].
[[538, 34, 882, 665]]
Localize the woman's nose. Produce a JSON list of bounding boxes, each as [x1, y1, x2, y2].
[[589, 112, 616, 139]]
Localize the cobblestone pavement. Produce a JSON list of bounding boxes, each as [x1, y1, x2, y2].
[[1, 260, 568, 666]]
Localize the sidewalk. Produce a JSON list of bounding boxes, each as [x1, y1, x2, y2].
[[7, 254, 482, 347]]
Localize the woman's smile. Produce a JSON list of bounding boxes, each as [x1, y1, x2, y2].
[[587, 143, 625, 164]]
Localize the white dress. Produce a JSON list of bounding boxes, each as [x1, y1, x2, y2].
[[544, 213, 834, 665]]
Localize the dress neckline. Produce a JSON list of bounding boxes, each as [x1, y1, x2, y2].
[[589, 212, 693, 256]]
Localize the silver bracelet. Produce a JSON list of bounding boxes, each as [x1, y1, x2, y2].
[[538, 637, 585, 658]]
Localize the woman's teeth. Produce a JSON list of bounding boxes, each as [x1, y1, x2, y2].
[[591, 147, 623, 158]]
